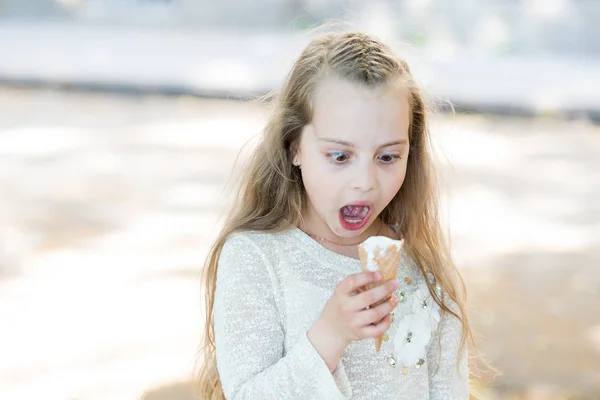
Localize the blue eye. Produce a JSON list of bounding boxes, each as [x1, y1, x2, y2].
[[328, 152, 349, 163], [379, 154, 400, 163]]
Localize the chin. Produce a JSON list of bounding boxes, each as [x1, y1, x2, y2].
[[332, 221, 372, 237]]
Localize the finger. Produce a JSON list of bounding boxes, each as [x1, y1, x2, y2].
[[360, 313, 393, 338], [338, 271, 381, 295], [349, 279, 398, 311], [356, 295, 399, 326]]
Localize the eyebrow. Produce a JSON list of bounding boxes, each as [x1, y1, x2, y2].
[[318, 137, 408, 149]]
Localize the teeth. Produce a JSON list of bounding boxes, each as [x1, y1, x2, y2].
[[345, 218, 362, 223]]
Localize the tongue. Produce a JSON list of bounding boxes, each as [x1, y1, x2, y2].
[[342, 205, 365, 217]]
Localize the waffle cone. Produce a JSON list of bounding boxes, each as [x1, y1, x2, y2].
[[358, 240, 404, 352]]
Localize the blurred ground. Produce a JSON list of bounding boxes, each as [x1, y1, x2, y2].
[[0, 87, 598, 400]]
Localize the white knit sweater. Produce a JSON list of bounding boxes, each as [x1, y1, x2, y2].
[[214, 227, 469, 400]]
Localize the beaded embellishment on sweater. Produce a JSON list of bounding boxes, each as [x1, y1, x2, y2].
[[384, 277, 442, 375]]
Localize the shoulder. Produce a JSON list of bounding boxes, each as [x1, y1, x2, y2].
[[219, 229, 292, 269], [216, 229, 294, 293], [221, 229, 284, 254]]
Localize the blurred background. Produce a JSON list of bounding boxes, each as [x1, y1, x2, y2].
[[0, 1, 598, 399]]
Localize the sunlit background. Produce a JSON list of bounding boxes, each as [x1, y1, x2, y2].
[[0, 1, 598, 399]]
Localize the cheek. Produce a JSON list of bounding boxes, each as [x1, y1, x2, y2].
[[300, 163, 344, 207], [381, 166, 407, 200], [302, 164, 336, 195]]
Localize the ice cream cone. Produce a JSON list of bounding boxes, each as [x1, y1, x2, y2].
[[358, 236, 404, 352]]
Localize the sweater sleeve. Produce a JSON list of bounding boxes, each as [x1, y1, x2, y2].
[[214, 233, 352, 400], [426, 297, 470, 400]]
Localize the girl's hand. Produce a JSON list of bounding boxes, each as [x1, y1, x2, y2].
[[324, 271, 399, 342], [307, 271, 399, 371]]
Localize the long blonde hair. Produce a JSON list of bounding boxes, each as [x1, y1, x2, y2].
[[196, 31, 479, 399]]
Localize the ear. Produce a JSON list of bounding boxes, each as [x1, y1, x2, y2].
[[290, 141, 301, 166]]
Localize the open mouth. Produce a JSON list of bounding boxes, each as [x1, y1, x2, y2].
[[339, 204, 373, 231]]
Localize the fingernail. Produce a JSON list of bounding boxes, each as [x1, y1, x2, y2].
[[374, 272, 382, 281]]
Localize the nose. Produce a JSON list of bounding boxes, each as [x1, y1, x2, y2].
[[351, 161, 378, 192]]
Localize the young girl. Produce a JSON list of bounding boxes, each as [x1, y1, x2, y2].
[[197, 31, 473, 399]]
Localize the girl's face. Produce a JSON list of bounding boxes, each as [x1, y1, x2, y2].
[[294, 77, 411, 240]]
